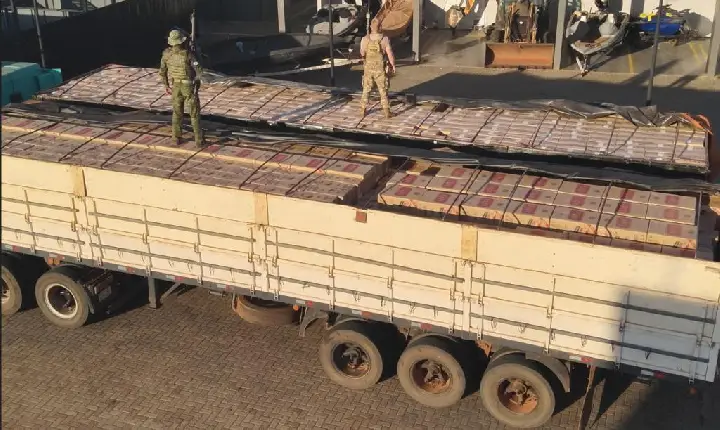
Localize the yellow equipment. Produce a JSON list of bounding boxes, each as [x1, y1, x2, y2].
[[446, 0, 555, 69]]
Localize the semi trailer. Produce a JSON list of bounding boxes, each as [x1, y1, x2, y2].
[[2, 71, 720, 428]]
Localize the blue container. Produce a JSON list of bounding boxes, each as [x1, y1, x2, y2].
[[1, 62, 63, 106], [636, 18, 684, 36]]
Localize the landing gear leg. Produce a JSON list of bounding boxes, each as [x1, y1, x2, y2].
[[148, 277, 158, 309]]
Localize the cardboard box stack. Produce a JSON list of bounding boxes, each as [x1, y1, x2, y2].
[[376, 163, 711, 259], [1, 114, 390, 206], [41, 65, 710, 172]]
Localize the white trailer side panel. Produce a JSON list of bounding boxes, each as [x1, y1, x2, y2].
[[2, 156, 719, 382]]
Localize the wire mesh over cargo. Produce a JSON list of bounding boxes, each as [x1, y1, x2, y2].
[[1, 109, 717, 262], [36, 65, 711, 175]]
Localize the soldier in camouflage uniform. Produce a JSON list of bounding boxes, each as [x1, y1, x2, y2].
[[159, 29, 203, 147], [359, 18, 396, 119]]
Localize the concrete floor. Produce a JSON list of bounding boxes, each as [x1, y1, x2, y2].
[[389, 29, 716, 76], [577, 38, 714, 76], [3, 286, 719, 430]]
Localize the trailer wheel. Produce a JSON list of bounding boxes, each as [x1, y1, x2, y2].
[[319, 321, 384, 390], [397, 336, 466, 408], [232, 295, 296, 326], [35, 267, 91, 329], [479, 355, 556, 429], [2, 258, 23, 316]]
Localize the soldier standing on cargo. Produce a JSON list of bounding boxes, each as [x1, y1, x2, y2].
[[359, 18, 396, 119], [159, 29, 204, 147]]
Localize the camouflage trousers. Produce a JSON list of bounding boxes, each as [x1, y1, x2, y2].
[[171, 82, 202, 144], [360, 69, 390, 115]]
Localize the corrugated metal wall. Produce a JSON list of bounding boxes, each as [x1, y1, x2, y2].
[[1, 0, 274, 79]]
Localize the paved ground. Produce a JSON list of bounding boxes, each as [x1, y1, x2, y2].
[[401, 29, 715, 76], [2, 285, 719, 429]]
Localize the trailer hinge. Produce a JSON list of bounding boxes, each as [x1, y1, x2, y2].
[[24, 213, 30, 223], [352, 291, 360, 302], [580, 336, 588, 347], [380, 296, 386, 307], [142, 233, 148, 244], [273, 290, 279, 301], [271, 255, 278, 267], [386, 276, 393, 289], [409, 303, 416, 314], [619, 322, 625, 332], [518, 323, 527, 334], [328, 266, 334, 278], [70, 222, 77, 232], [193, 243, 200, 253]]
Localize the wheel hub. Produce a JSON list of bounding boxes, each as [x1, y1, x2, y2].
[[498, 378, 539, 415], [332, 342, 370, 378], [412, 359, 452, 394], [45, 283, 78, 320], [1, 278, 9, 305]]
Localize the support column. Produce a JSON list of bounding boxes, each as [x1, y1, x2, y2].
[[412, 0, 421, 62], [553, 0, 567, 70], [277, 0, 286, 33], [707, 0, 720, 76]]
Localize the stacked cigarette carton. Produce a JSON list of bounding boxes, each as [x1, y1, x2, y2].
[[1, 114, 389, 206], [377, 161, 716, 259], [39, 65, 710, 172]]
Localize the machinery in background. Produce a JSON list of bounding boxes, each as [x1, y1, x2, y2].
[[483, 0, 555, 69], [306, 0, 367, 37], [374, 0, 414, 38], [626, 3, 700, 47], [566, 1, 630, 75], [445, 0, 478, 31]]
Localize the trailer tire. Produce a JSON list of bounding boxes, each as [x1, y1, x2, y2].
[[35, 267, 91, 329], [232, 295, 296, 326], [397, 336, 466, 408], [319, 321, 384, 390], [2, 258, 23, 316], [479, 355, 555, 429]]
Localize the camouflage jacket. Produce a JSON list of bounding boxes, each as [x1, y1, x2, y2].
[[159, 46, 203, 87]]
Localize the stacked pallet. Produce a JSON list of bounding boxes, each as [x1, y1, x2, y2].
[[0, 114, 388, 205], [2, 111, 715, 260], [377, 162, 717, 259], [38, 65, 710, 171]]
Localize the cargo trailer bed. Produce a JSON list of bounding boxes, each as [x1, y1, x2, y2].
[[2, 107, 719, 384]]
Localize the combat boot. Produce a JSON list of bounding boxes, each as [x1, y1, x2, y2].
[[384, 109, 393, 119], [174, 137, 182, 146], [360, 106, 367, 118], [195, 132, 204, 149]]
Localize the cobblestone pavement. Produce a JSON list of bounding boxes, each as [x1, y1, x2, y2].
[[2, 286, 718, 430]]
